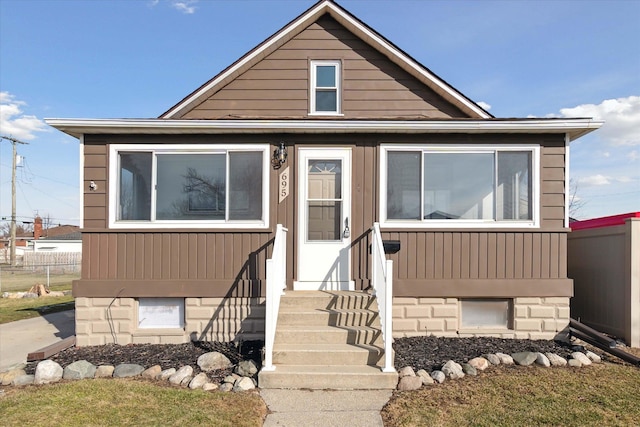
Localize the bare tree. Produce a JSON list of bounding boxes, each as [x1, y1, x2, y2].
[[568, 178, 587, 220]]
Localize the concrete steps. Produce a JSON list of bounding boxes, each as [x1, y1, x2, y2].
[[259, 291, 398, 390]]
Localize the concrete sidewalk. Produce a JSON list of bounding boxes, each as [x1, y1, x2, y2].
[[261, 389, 391, 426], [0, 310, 75, 371]]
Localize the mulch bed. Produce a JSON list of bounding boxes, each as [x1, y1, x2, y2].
[[393, 336, 581, 371]]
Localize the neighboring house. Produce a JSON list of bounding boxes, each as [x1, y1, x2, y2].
[[568, 212, 640, 347], [48, 0, 601, 353]]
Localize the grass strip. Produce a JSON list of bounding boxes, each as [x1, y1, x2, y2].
[[382, 363, 640, 427], [0, 379, 267, 426], [0, 295, 74, 324]]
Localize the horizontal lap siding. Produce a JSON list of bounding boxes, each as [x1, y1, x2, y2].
[[182, 16, 465, 119], [83, 142, 108, 229], [541, 141, 566, 229]]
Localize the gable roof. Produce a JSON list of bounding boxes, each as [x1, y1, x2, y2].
[[160, 0, 492, 120]]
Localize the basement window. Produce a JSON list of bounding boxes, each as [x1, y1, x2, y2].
[[461, 299, 513, 329], [138, 298, 185, 329]]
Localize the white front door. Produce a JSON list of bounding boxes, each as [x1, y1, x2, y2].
[[295, 148, 353, 290]]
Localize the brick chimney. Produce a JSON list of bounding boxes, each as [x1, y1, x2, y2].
[[34, 216, 43, 240]]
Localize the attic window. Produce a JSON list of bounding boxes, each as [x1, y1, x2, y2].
[[310, 60, 341, 115]]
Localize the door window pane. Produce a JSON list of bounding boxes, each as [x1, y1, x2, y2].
[[119, 152, 152, 220], [308, 160, 341, 199], [156, 154, 225, 220], [229, 151, 263, 220], [387, 152, 420, 219], [308, 201, 341, 241], [424, 153, 494, 220], [497, 152, 532, 220]]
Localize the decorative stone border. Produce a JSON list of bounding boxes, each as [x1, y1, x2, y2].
[[397, 350, 602, 390], [0, 351, 259, 392]]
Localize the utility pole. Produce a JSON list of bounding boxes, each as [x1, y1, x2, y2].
[[1, 135, 28, 266]]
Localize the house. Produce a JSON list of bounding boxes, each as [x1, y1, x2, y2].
[[568, 212, 640, 347], [47, 0, 602, 386]]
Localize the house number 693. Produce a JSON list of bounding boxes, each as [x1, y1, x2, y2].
[[279, 166, 290, 203]]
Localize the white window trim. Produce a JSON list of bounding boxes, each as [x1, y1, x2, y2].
[[108, 143, 270, 229], [309, 60, 342, 116], [379, 144, 540, 229]]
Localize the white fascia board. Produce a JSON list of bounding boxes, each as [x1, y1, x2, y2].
[[161, 0, 489, 120], [324, 3, 490, 119], [45, 118, 604, 140], [161, 1, 329, 119]]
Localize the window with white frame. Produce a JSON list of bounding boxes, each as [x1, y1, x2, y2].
[[310, 60, 341, 115], [110, 144, 269, 228], [381, 145, 539, 228]]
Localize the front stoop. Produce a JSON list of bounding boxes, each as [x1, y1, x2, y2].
[[259, 291, 398, 390]]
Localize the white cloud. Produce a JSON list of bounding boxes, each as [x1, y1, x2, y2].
[[0, 92, 48, 141], [628, 150, 639, 162], [477, 101, 491, 111], [172, 0, 197, 14], [559, 96, 640, 146], [577, 174, 612, 186]]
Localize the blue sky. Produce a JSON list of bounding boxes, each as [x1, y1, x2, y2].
[[1, 0, 638, 227]]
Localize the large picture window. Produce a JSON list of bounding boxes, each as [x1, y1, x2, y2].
[[110, 144, 269, 228], [382, 145, 539, 228]]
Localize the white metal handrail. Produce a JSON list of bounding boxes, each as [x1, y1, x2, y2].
[[263, 224, 288, 371], [371, 222, 395, 373]]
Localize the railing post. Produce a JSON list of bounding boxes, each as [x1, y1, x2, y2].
[[382, 259, 394, 372]]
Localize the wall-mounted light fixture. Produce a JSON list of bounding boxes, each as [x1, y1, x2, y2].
[[272, 142, 288, 169]]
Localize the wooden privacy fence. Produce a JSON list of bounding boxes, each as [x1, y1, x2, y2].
[[21, 252, 82, 273]]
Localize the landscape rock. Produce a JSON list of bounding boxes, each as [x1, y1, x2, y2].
[[397, 375, 422, 391], [189, 373, 209, 389], [431, 370, 445, 384], [197, 352, 232, 372], [442, 360, 464, 379], [462, 363, 477, 376], [219, 382, 233, 392], [169, 366, 193, 385], [34, 360, 63, 384], [468, 357, 489, 371], [12, 374, 35, 386], [142, 365, 162, 379], [95, 365, 115, 378], [63, 360, 97, 380], [113, 363, 145, 378], [585, 351, 602, 363], [158, 368, 176, 381], [568, 358, 582, 368], [2, 368, 26, 385], [571, 352, 592, 366], [235, 360, 258, 377], [512, 352, 537, 366], [496, 353, 514, 365], [484, 354, 501, 365], [233, 376, 256, 392], [180, 375, 193, 387], [224, 374, 240, 384], [545, 353, 567, 367], [398, 366, 416, 378], [202, 383, 219, 391], [535, 353, 550, 367], [416, 369, 434, 385]]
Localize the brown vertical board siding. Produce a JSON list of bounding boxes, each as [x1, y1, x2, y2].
[[514, 233, 524, 278], [523, 233, 532, 279], [469, 233, 479, 279]]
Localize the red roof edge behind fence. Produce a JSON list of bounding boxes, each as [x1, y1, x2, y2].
[[570, 212, 640, 231]]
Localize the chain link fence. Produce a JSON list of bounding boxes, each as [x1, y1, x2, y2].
[[0, 250, 81, 292]]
